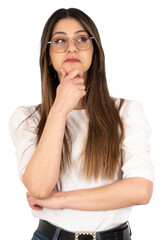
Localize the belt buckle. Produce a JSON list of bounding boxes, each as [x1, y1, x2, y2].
[[75, 231, 96, 240]]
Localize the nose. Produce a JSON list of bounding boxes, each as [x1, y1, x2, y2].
[[66, 40, 78, 52]]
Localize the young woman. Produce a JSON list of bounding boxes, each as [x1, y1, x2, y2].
[[9, 8, 154, 240]]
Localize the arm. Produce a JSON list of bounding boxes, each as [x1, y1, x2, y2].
[[27, 177, 153, 211], [22, 106, 66, 199], [23, 69, 86, 199]]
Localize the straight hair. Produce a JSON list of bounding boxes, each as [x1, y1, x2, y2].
[[38, 8, 125, 180]]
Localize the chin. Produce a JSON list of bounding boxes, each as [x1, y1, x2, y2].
[[64, 64, 83, 73]]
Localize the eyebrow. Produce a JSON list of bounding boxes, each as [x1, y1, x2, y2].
[[52, 30, 87, 37]]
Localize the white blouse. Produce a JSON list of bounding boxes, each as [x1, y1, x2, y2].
[[9, 99, 154, 232]]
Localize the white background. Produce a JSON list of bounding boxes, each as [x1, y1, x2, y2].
[[0, 0, 161, 239]]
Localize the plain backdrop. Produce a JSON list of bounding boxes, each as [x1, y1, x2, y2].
[[0, 0, 161, 239]]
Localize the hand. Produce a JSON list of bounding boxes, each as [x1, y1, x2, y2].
[[53, 68, 86, 116], [26, 190, 64, 211]]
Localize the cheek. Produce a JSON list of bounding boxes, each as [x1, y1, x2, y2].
[[83, 50, 93, 70], [88, 53, 94, 67]]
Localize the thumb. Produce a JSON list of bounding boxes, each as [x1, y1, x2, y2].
[[60, 68, 67, 81]]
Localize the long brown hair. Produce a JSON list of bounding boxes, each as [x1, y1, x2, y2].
[[38, 8, 124, 180]]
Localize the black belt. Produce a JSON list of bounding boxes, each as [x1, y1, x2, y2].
[[36, 220, 131, 240]]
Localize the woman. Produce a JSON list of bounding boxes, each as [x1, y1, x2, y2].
[[9, 8, 154, 240]]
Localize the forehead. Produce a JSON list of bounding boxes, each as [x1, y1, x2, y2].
[[52, 18, 85, 35]]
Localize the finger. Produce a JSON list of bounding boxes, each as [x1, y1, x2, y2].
[[29, 202, 42, 210], [66, 69, 83, 80], [81, 90, 86, 97], [29, 197, 43, 208], [77, 85, 86, 90], [72, 78, 84, 85], [60, 68, 68, 82], [33, 205, 43, 210]]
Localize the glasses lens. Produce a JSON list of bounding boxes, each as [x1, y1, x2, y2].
[[75, 36, 92, 51], [51, 39, 67, 53]]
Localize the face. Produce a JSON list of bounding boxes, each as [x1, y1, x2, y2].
[[49, 18, 94, 80]]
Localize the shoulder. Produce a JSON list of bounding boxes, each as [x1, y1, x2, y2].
[[113, 97, 151, 132], [113, 97, 145, 116], [9, 104, 41, 136]]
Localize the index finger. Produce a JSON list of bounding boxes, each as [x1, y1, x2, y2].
[[60, 68, 68, 82], [65, 69, 83, 80], [69, 69, 83, 79]]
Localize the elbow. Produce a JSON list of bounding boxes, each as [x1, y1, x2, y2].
[[27, 187, 53, 199], [137, 180, 153, 205], [22, 173, 55, 199], [34, 191, 53, 199], [140, 189, 153, 205]]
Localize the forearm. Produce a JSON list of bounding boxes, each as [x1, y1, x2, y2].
[[23, 104, 67, 198], [23, 69, 86, 198], [62, 177, 153, 211], [27, 177, 153, 211]]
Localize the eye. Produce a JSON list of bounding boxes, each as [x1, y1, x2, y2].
[[52, 38, 66, 44], [77, 36, 89, 42]]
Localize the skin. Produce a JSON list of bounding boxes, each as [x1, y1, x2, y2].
[[49, 18, 94, 82], [24, 18, 153, 211], [27, 178, 153, 211]]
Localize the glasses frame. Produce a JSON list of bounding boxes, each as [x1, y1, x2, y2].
[[47, 36, 95, 53]]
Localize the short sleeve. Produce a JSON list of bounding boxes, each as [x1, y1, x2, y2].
[[120, 100, 154, 182], [9, 105, 40, 181]]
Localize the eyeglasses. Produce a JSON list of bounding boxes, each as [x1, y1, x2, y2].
[[47, 35, 94, 53]]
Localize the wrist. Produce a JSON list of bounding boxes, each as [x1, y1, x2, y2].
[[60, 191, 71, 209], [56, 191, 70, 209], [50, 103, 68, 120]]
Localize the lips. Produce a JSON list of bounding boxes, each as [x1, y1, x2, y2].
[[65, 58, 80, 63]]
